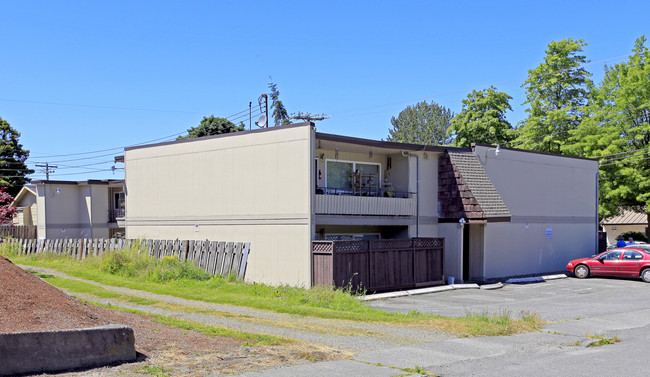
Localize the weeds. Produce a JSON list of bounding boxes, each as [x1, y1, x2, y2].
[[586, 334, 621, 347]]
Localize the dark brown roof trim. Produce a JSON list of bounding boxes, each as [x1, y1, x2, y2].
[[31, 179, 124, 185], [125, 122, 312, 152], [471, 143, 598, 162], [115, 155, 124, 163], [316, 132, 451, 153]]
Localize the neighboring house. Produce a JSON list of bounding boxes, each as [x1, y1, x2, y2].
[[601, 209, 648, 245], [12, 184, 38, 226], [122, 122, 599, 286], [12, 180, 125, 239]]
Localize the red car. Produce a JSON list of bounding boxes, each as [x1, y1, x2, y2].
[[566, 247, 650, 282]]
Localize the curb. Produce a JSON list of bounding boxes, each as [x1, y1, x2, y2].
[[0, 324, 136, 376], [505, 274, 568, 284], [361, 274, 568, 301], [360, 283, 482, 301]]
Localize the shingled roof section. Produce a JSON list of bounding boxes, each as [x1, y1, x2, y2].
[[446, 150, 511, 220], [601, 208, 647, 225]]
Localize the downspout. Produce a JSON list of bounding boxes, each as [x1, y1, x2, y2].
[[402, 151, 419, 238], [596, 171, 600, 252]]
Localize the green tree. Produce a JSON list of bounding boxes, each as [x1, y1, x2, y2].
[[514, 39, 592, 154], [268, 82, 290, 126], [387, 101, 453, 145], [567, 36, 650, 223], [177, 116, 244, 140], [448, 86, 514, 148], [0, 117, 33, 196]]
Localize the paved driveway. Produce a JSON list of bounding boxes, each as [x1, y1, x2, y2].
[[367, 276, 650, 322], [251, 277, 650, 376]]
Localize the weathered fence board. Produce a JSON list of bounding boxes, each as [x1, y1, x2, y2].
[[0, 237, 251, 279], [312, 238, 444, 293], [0, 225, 37, 239]]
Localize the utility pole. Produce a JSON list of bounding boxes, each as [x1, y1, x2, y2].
[[35, 163, 57, 180]]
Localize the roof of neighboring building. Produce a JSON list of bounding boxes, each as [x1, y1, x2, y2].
[[30, 179, 124, 186], [601, 209, 647, 225], [10, 185, 36, 208], [447, 150, 511, 219]]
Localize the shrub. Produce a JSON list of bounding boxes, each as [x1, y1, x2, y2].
[[618, 231, 647, 243]]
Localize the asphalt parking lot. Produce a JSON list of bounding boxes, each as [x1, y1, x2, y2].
[[253, 276, 650, 377], [367, 276, 650, 322]]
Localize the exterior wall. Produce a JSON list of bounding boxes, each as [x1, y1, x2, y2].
[[89, 185, 110, 238], [38, 184, 86, 238], [406, 152, 440, 238], [473, 145, 598, 278], [602, 224, 647, 245], [439, 223, 462, 283], [483, 222, 595, 278], [125, 124, 313, 286]]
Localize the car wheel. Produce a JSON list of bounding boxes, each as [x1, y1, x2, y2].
[[641, 269, 650, 283], [574, 264, 590, 279]]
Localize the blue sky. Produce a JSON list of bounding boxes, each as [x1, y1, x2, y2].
[[0, 1, 647, 181]]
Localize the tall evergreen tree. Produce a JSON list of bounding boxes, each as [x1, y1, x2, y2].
[[449, 86, 514, 148], [0, 117, 33, 196], [387, 101, 453, 145], [514, 39, 592, 154], [268, 82, 290, 126]]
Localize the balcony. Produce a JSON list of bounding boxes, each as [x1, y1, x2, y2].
[[108, 208, 126, 223], [315, 187, 416, 216]]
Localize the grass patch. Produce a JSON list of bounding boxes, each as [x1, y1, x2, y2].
[[84, 298, 289, 346], [133, 365, 172, 377], [586, 334, 621, 347], [5, 246, 543, 336]]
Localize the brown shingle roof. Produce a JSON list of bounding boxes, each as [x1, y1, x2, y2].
[[446, 151, 511, 219]]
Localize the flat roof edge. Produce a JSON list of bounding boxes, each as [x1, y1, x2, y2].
[[125, 122, 311, 152]]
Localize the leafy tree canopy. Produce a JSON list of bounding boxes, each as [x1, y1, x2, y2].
[[387, 101, 453, 145], [0, 187, 15, 224], [449, 86, 514, 148], [514, 38, 592, 154], [177, 116, 244, 140], [268, 81, 291, 126], [0, 117, 33, 196], [566, 36, 650, 221]]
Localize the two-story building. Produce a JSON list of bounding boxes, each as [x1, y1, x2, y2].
[[121, 122, 599, 287], [12, 180, 126, 239]]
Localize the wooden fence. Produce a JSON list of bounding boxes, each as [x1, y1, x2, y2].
[[0, 225, 37, 239], [312, 238, 444, 293], [1, 238, 251, 279]]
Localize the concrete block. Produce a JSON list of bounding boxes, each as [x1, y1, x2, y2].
[[0, 324, 136, 376]]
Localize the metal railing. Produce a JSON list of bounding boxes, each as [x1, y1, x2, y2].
[[315, 186, 412, 198], [108, 208, 126, 222]]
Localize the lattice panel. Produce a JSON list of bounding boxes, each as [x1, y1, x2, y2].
[[312, 241, 334, 253], [370, 239, 413, 250], [413, 238, 444, 249], [332, 240, 368, 252]]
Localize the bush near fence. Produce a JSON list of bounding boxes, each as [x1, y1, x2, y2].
[[1, 238, 251, 279]]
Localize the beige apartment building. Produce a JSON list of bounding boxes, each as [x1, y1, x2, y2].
[[12, 180, 125, 239], [122, 122, 599, 286]]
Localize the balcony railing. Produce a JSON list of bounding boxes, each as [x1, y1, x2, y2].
[[109, 208, 126, 222], [315, 187, 416, 216], [316, 186, 411, 198]]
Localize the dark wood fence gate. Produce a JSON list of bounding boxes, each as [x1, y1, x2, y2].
[[312, 238, 444, 293]]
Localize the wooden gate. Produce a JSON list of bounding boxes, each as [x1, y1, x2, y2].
[[312, 238, 444, 293]]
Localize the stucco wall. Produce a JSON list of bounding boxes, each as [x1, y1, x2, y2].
[[439, 223, 462, 283], [483, 222, 595, 278], [603, 224, 647, 245], [125, 124, 313, 286]]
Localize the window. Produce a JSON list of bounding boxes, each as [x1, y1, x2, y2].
[[114, 192, 125, 209], [623, 250, 643, 260], [603, 250, 622, 260], [325, 159, 380, 194], [325, 233, 381, 241]]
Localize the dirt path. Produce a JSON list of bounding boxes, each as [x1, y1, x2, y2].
[[21, 265, 452, 353]]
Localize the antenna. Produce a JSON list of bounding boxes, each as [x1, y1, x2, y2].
[[256, 114, 267, 128]]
